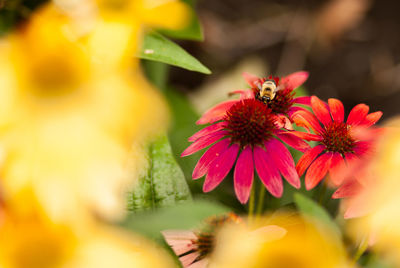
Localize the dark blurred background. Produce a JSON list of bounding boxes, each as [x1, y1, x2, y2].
[[170, 0, 400, 118]]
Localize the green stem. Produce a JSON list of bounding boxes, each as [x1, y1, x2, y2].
[[351, 236, 369, 265], [318, 180, 328, 205], [248, 184, 255, 220], [256, 185, 265, 217]]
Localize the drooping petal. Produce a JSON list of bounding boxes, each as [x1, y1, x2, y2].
[[181, 131, 227, 157], [242, 72, 261, 88], [280, 71, 309, 90], [285, 130, 323, 141], [180, 252, 200, 267], [332, 179, 362, 199], [203, 143, 239, 192], [188, 259, 209, 268], [288, 106, 307, 118], [296, 145, 325, 176], [360, 111, 383, 127], [292, 96, 311, 106], [196, 100, 237, 125], [274, 114, 293, 130], [229, 90, 255, 100], [328, 98, 344, 122], [305, 152, 333, 190], [188, 122, 227, 142], [291, 109, 324, 134], [274, 130, 311, 152], [328, 152, 346, 186], [266, 139, 300, 188], [192, 139, 230, 179], [347, 103, 369, 125], [254, 146, 283, 197], [234, 146, 254, 204], [161, 230, 197, 256], [311, 96, 332, 127]]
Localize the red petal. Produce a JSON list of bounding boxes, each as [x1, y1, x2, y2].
[[188, 122, 226, 142], [286, 130, 323, 141], [234, 146, 254, 204], [229, 89, 255, 100], [280, 71, 309, 90], [347, 104, 369, 125], [291, 109, 324, 134], [267, 139, 300, 188], [328, 152, 346, 186], [274, 130, 311, 152], [293, 96, 311, 106], [311, 96, 332, 127], [254, 146, 283, 197], [196, 100, 237, 125], [242, 72, 261, 88], [360, 111, 383, 127], [328, 98, 344, 122], [332, 179, 362, 199], [181, 131, 227, 157], [203, 143, 239, 192], [192, 139, 230, 179], [296, 145, 325, 176], [305, 152, 333, 190]]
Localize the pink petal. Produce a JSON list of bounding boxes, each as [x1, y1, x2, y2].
[[180, 252, 200, 267], [188, 122, 227, 142], [274, 130, 311, 152], [332, 179, 362, 199], [305, 152, 333, 190], [293, 96, 311, 106], [296, 145, 325, 177], [285, 130, 323, 141], [229, 89, 255, 100], [188, 259, 209, 268], [266, 139, 300, 188], [347, 104, 369, 125], [328, 152, 346, 186], [353, 141, 373, 157], [311, 96, 332, 127], [254, 146, 283, 197], [360, 111, 383, 127], [196, 100, 237, 125], [291, 109, 324, 134], [161, 230, 198, 256], [161, 230, 198, 240], [181, 131, 227, 157], [288, 106, 307, 118], [280, 71, 309, 90], [328, 98, 344, 122], [234, 146, 254, 204], [192, 139, 230, 179], [203, 143, 239, 192], [242, 72, 261, 88], [274, 115, 293, 130]]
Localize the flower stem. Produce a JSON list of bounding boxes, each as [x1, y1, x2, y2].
[[248, 184, 255, 220], [351, 236, 369, 265], [256, 185, 265, 217], [318, 180, 328, 205]]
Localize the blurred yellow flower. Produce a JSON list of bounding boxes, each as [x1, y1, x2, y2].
[[210, 213, 350, 268]]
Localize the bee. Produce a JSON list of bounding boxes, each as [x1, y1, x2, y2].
[[255, 79, 279, 104]]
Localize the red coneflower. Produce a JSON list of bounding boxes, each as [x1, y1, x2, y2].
[[292, 96, 382, 190], [182, 93, 310, 204]]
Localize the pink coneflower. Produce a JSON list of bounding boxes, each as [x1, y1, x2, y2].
[[161, 213, 242, 268], [292, 96, 382, 190], [182, 95, 310, 204], [241, 71, 310, 129]]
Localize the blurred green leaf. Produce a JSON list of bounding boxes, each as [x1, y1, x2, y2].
[[128, 135, 192, 211], [122, 199, 230, 240], [138, 32, 211, 74], [294, 193, 341, 236]]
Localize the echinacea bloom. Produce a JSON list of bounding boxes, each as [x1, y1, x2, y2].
[[182, 94, 311, 203], [293, 96, 382, 190], [162, 213, 243, 268], [240, 71, 310, 129]]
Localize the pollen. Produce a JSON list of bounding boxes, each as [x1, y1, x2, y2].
[[322, 121, 355, 154], [268, 88, 295, 115], [224, 99, 276, 147]]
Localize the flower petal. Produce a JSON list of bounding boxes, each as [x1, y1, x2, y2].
[[254, 146, 283, 197], [180, 252, 200, 267], [234, 146, 254, 204], [291, 109, 324, 134], [360, 111, 383, 127], [196, 100, 237, 125], [280, 71, 309, 90], [266, 139, 300, 188], [311, 96, 332, 127], [188, 122, 226, 142], [274, 130, 311, 152], [293, 96, 311, 106], [203, 143, 239, 192], [242, 72, 261, 88], [229, 89, 255, 100], [285, 130, 323, 141], [296, 145, 325, 177], [328, 98, 344, 122], [181, 131, 227, 157], [305, 152, 333, 190], [192, 139, 230, 179], [347, 103, 369, 125], [161, 230, 197, 256], [328, 152, 346, 186], [332, 179, 362, 199]]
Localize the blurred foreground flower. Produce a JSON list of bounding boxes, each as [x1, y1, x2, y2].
[[293, 96, 382, 190], [210, 213, 350, 268]]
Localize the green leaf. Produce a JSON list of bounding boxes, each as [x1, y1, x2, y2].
[[294, 193, 341, 236], [122, 199, 230, 240], [138, 32, 211, 74], [128, 135, 192, 211]]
